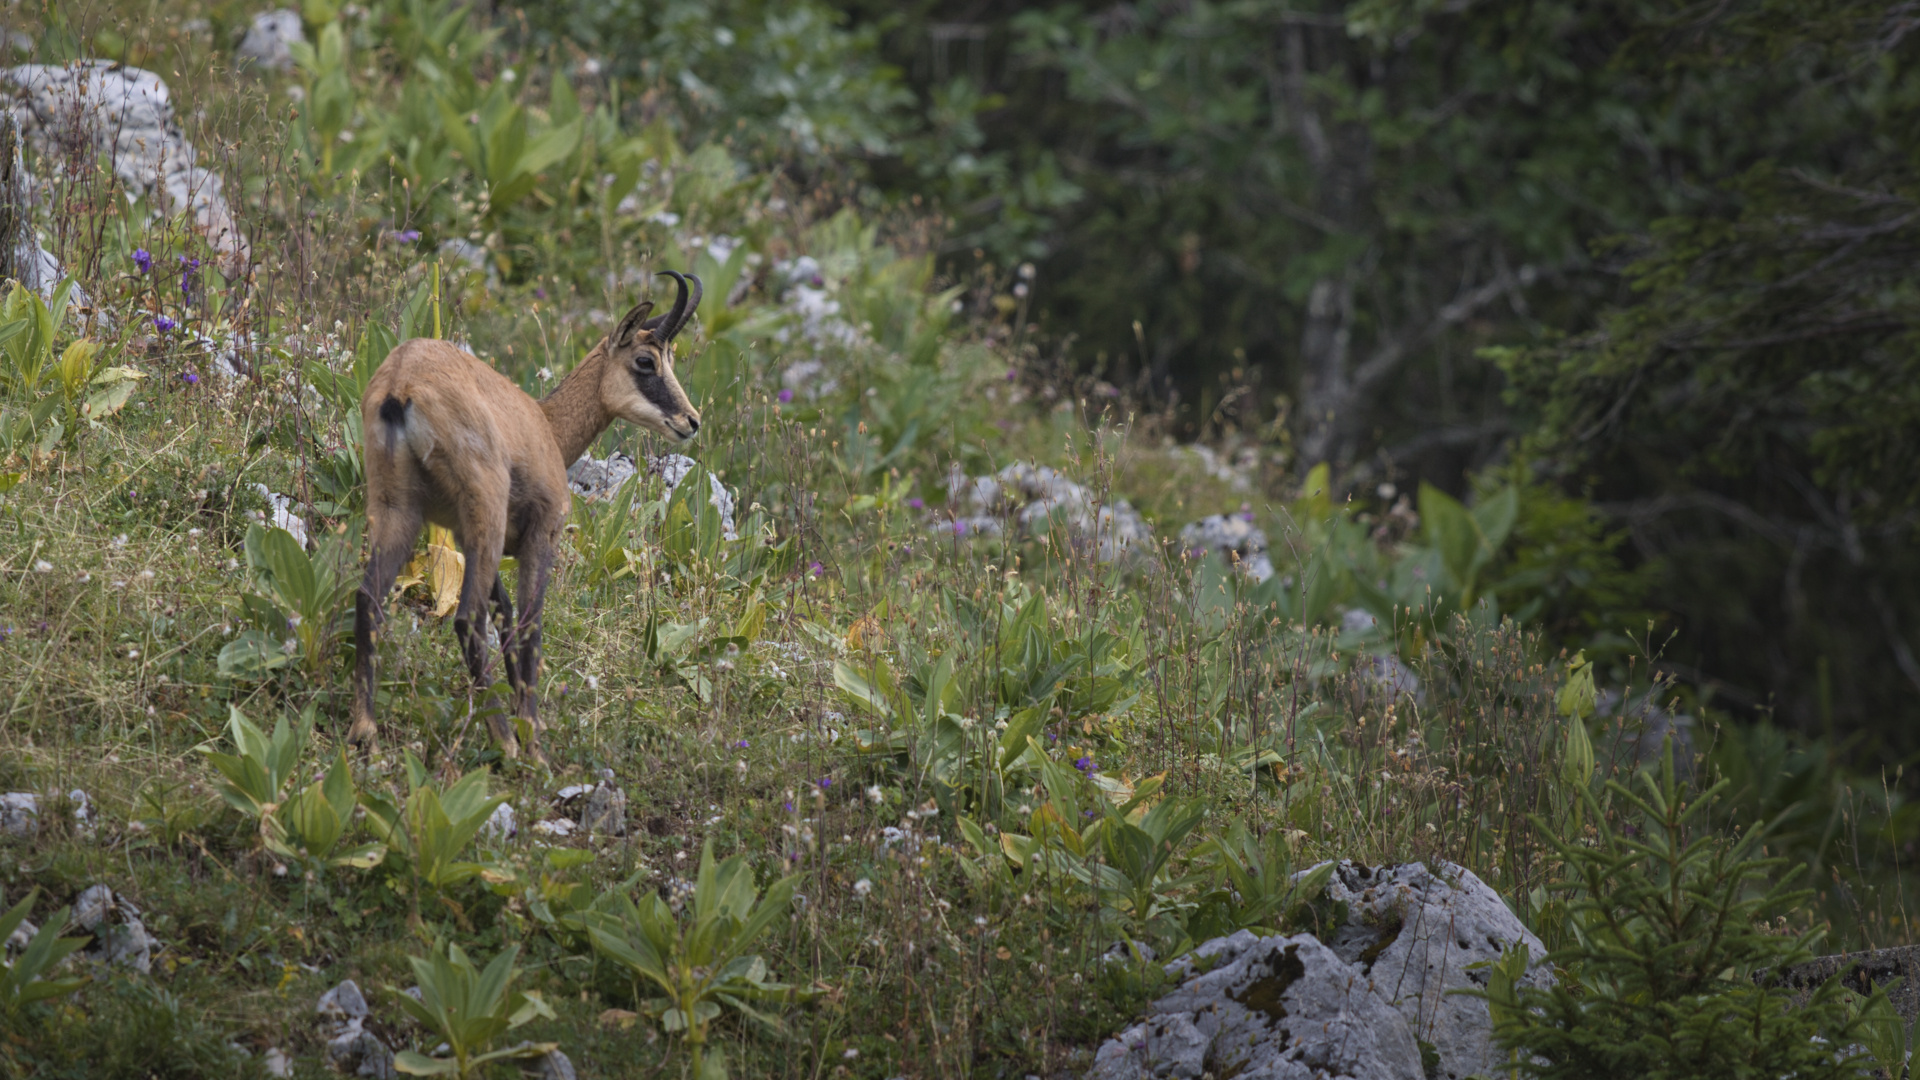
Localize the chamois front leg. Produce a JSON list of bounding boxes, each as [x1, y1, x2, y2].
[[350, 504, 423, 748]]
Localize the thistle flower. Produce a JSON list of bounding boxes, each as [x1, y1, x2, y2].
[[907, 497, 924, 510], [778, 388, 794, 403]]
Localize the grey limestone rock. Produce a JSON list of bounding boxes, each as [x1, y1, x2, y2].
[[317, 979, 370, 1021], [517, 1047, 578, 1079], [0, 792, 37, 837], [235, 10, 304, 71], [1296, 860, 1553, 1080], [2, 61, 250, 277], [71, 883, 155, 973], [1088, 932, 1424, 1080], [578, 781, 628, 836], [943, 462, 1151, 564], [566, 452, 637, 502], [319, 979, 396, 1077], [1178, 513, 1274, 582]]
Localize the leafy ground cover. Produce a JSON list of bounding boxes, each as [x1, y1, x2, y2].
[[0, 1, 1913, 1077]]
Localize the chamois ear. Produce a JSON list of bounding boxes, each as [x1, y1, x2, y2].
[[613, 300, 656, 347]]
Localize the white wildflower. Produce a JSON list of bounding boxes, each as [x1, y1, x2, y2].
[[852, 878, 872, 899]]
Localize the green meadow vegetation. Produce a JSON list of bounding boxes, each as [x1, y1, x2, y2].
[[0, 0, 1917, 1077]]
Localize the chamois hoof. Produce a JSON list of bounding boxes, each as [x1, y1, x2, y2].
[[346, 716, 379, 748], [485, 714, 523, 760]]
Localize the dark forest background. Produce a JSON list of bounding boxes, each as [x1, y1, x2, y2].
[[505, 0, 1920, 767]]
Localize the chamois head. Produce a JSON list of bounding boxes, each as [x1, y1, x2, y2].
[[600, 270, 704, 441]]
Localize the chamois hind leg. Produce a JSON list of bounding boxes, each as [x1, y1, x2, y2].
[[350, 500, 424, 748], [490, 572, 525, 699], [451, 508, 516, 756], [508, 519, 562, 765]]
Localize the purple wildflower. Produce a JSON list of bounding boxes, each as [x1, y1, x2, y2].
[[817, 777, 833, 790], [808, 560, 823, 577], [784, 801, 795, 813], [906, 497, 924, 510], [1074, 756, 1097, 774], [534, 287, 547, 299], [132, 248, 152, 274], [1006, 370, 1017, 381], [1046, 732, 1057, 743], [734, 739, 749, 749], [953, 520, 968, 535], [777, 388, 794, 403], [181, 372, 199, 385], [389, 229, 421, 243], [153, 315, 176, 332]]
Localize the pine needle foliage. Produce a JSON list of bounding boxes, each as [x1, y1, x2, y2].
[[1485, 747, 1865, 1080]]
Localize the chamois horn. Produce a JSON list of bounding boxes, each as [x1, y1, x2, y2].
[[674, 273, 704, 339], [645, 270, 702, 341]]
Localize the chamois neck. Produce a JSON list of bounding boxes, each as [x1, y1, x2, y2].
[[540, 343, 617, 465]]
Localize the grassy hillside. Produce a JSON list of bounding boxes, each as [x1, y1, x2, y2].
[[0, 1, 1910, 1077]]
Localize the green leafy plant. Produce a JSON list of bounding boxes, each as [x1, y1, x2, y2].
[[1093, 793, 1208, 942], [392, 942, 557, 1077], [0, 890, 90, 1018], [1478, 748, 1866, 1079], [199, 705, 309, 828], [571, 480, 646, 587], [0, 279, 77, 400], [582, 839, 809, 1080], [271, 748, 385, 872], [361, 752, 507, 916], [218, 521, 363, 677], [130, 780, 210, 849], [1186, 823, 1334, 941], [0, 279, 140, 453]]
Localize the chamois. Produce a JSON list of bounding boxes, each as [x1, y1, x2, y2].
[[350, 271, 705, 762]]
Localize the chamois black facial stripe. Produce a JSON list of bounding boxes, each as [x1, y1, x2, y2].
[[633, 366, 684, 417]]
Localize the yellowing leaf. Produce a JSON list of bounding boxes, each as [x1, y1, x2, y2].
[[399, 525, 464, 617], [845, 613, 882, 652]]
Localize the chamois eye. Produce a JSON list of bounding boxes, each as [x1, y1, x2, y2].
[[634, 355, 657, 375]]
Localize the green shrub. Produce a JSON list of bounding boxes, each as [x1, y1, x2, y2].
[[1480, 748, 1865, 1079]]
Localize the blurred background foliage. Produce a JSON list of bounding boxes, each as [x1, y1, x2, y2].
[[502, 0, 1920, 770]]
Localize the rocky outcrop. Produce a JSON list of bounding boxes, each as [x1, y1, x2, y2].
[[3, 61, 250, 277], [943, 462, 1151, 564], [1303, 861, 1553, 1080], [71, 883, 156, 973], [317, 979, 397, 1078], [236, 10, 305, 72], [1179, 513, 1274, 582], [1086, 861, 1552, 1080], [1089, 931, 1425, 1080], [567, 451, 737, 540]]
